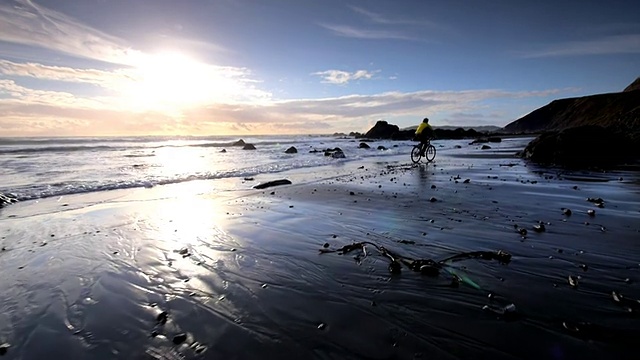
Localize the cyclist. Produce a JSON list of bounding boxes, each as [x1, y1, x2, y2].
[[414, 117, 434, 154]]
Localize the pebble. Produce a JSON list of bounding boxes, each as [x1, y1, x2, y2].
[[156, 311, 168, 325], [568, 275, 579, 288], [317, 323, 326, 330], [172, 333, 187, 345], [562, 208, 572, 216], [587, 209, 595, 216], [429, 197, 437, 202]]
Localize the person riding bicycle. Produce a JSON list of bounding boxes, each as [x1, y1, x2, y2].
[[414, 117, 434, 154]]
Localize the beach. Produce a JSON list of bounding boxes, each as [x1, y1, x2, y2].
[[1, 138, 640, 360]]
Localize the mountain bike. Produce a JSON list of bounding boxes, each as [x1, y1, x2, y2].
[[411, 140, 436, 163]]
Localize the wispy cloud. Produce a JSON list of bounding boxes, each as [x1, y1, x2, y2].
[[0, 0, 140, 64], [519, 34, 640, 58], [319, 23, 417, 40], [348, 6, 418, 25], [312, 69, 379, 85]]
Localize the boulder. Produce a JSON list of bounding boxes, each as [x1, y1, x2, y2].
[[242, 143, 257, 150], [358, 142, 370, 149], [377, 145, 387, 150], [332, 150, 346, 159], [220, 149, 227, 153], [285, 146, 297, 154], [481, 145, 492, 150], [232, 139, 246, 146], [323, 147, 343, 156], [521, 125, 635, 167]]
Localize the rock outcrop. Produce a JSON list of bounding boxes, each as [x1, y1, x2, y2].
[[285, 146, 297, 154], [504, 78, 640, 141], [242, 143, 256, 150], [506, 78, 640, 167], [520, 125, 634, 167]]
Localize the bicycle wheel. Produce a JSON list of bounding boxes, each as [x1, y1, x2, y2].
[[425, 145, 436, 162], [410, 145, 422, 163]]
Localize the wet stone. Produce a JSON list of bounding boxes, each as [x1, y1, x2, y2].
[[0, 343, 9, 356], [317, 323, 326, 330], [172, 333, 187, 345], [156, 311, 168, 325]]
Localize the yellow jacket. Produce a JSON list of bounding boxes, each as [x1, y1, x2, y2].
[[415, 122, 432, 135]]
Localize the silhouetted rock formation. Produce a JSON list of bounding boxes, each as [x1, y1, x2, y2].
[[506, 78, 640, 167], [504, 78, 640, 141], [285, 146, 297, 154], [242, 143, 256, 150], [232, 139, 246, 146], [360, 121, 489, 141], [520, 125, 634, 167]]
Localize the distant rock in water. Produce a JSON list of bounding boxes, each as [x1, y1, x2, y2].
[[220, 149, 227, 153], [520, 125, 634, 167], [1, 193, 18, 208], [254, 179, 292, 189], [364, 121, 400, 139], [232, 139, 246, 146], [243, 143, 257, 150], [285, 146, 297, 154], [358, 142, 370, 149]]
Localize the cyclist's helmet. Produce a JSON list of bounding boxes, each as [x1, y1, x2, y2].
[[423, 117, 429, 123]]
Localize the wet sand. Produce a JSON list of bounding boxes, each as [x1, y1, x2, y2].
[[1, 139, 640, 360]]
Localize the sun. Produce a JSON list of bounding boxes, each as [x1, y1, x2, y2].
[[121, 52, 220, 113]]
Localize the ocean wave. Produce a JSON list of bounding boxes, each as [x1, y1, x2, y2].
[[2, 158, 351, 201]]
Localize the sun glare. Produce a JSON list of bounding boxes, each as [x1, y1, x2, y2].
[[121, 52, 231, 113]]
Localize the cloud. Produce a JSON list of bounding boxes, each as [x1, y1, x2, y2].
[[348, 6, 417, 25], [312, 69, 379, 85], [0, 0, 140, 65], [519, 34, 640, 58], [0, 83, 571, 136], [319, 24, 417, 40]]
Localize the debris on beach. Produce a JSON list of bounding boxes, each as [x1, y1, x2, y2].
[[319, 241, 512, 284], [568, 275, 579, 288], [587, 209, 596, 216], [253, 179, 292, 189], [562, 208, 572, 216]]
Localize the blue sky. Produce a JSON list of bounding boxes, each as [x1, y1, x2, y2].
[[0, 0, 638, 136]]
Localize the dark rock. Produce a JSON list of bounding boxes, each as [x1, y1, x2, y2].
[[172, 333, 188, 345], [358, 142, 370, 149], [481, 145, 491, 150], [285, 146, 297, 154], [331, 150, 345, 159], [504, 78, 640, 138], [364, 120, 401, 139], [232, 139, 246, 146], [0, 193, 18, 208], [253, 179, 292, 189], [377, 145, 387, 150], [242, 143, 256, 150], [520, 125, 634, 167], [220, 149, 227, 153], [454, 145, 462, 149], [0, 343, 9, 356], [156, 311, 168, 325]]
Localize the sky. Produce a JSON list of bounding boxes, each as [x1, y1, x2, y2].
[[0, 0, 638, 137]]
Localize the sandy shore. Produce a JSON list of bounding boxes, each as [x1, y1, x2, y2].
[[1, 139, 640, 359]]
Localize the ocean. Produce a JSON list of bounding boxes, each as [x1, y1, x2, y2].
[[0, 135, 422, 201]]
